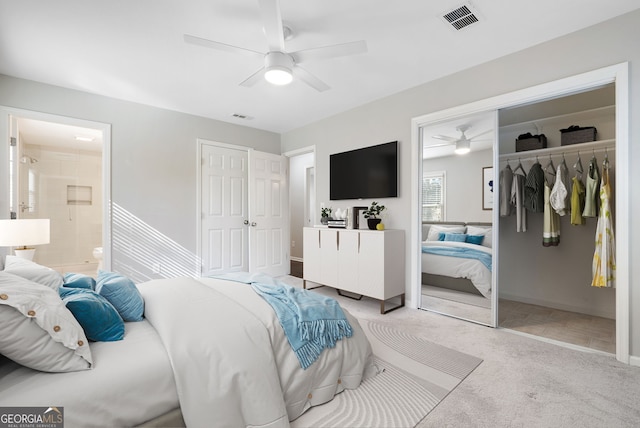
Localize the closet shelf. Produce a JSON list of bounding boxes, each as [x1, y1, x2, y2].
[[499, 139, 615, 162]]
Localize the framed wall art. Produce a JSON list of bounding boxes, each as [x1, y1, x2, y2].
[[482, 167, 494, 210]]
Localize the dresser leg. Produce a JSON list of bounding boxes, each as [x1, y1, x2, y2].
[[380, 294, 405, 314]]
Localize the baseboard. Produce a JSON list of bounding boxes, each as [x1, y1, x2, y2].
[[290, 256, 303, 263], [630, 355, 640, 367], [499, 292, 615, 320]]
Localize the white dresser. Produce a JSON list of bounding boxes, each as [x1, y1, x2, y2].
[[302, 227, 405, 313]]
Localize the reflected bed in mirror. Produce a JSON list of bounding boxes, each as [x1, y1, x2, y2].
[[420, 222, 492, 325]]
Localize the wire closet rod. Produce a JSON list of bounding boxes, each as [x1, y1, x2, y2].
[[498, 139, 615, 164]]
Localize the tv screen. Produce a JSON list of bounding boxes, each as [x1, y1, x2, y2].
[[330, 141, 398, 200]]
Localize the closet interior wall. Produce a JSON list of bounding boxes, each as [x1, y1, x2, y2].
[[497, 85, 616, 320]]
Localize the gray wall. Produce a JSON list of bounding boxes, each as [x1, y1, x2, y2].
[[0, 76, 280, 280], [281, 10, 640, 357], [423, 149, 493, 224]]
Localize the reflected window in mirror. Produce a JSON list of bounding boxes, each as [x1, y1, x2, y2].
[[422, 171, 445, 221]]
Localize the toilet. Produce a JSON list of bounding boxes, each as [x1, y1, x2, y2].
[[93, 247, 103, 272]]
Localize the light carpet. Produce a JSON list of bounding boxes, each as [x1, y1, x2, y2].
[[291, 319, 482, 428]]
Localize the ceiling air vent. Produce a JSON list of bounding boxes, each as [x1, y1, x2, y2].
[[231, 113, 253, 120], [441, 4, 480, 31]]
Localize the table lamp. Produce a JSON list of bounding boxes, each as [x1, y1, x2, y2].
[[0, 219, 50, 260]]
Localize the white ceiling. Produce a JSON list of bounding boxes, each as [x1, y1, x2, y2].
[[1, 0, 638, 134]]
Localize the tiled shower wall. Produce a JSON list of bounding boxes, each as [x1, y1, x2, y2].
[[22, 143, 102, 271]]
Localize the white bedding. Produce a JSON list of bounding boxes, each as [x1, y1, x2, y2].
[[421, 241, 492, 298], [138, 277, 376, 428], [0, 320, 179, 428]]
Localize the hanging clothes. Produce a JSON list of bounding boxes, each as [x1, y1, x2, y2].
[[592, 162, 615, 288], [511, 172, 527, 232], [500, 164, 514, 217], [583, 156, 600, 217], [524, 162, 545, 213], [543, 180, 560, 246], [550, 161, 570, 216], [570, 176, 586, 225]]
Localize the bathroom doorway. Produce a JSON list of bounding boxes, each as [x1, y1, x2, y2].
[[6, 110, 111, 276]]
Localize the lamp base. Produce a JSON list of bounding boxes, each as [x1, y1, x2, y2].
[[14, 248, 36, 261]]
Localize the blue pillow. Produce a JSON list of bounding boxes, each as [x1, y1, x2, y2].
[[96, 271, 144, 322], [59, 287, 124, 342], [466, 235, 485, 245], [443, 233, 467, 242], [63, 272, 95, 290], [437, 232, 446, 241]]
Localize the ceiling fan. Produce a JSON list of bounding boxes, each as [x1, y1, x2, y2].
[[184, 0, 367, 92], [430, 125, 492, 155]]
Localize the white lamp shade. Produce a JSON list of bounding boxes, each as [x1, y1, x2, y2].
[[0, 219, 50, 247]]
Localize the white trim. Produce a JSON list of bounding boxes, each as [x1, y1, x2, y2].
[[290, 256, 303, 263], [411, 62, 630, 363], [630, 355, 640, 368], [0, 106, 112, 270], [500, 327, 614, 358]]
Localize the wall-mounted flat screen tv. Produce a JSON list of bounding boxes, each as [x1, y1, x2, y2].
[[330, 141, 398, 200]]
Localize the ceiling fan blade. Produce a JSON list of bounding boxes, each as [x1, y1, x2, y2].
[[291, 40, 368, 64], [425, 141, 455, 148], [293, 66, 330, 92], [184, 34, 263, 59], [258, 0, 285, 51], [431, 135, 457, 142], [239, 67, 266, 87], [468, 129, 493, 140]]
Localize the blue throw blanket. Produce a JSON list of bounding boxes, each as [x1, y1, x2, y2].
[[212, 272, 353, 369], [422, 245, 493, 271]]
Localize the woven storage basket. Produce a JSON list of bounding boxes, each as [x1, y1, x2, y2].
[[516, 134, 547, 152], [560, 126, 597, 146]]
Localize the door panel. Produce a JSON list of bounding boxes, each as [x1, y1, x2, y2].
[[249, 151, 288, 276], [201, 144, 288, 277], [201, 144, 248, 276]]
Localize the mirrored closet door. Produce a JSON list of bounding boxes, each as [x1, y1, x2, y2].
[[419, 110, 497, 326]]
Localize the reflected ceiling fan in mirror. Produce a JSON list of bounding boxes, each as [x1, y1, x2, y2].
[[184, 0, 367, 92], [430, 125, 492, 155]]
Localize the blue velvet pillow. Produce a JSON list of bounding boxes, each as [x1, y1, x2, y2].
[[443, 233, 468, 242], [466, 234, 485, 245], [59, 287, 124, 342], [96, 271, 144, 322], [63, 272, 95, 290]]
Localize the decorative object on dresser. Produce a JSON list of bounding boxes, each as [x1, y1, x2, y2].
[[362, 201, 386, 230], [328, 208, 348, 228], [560, 125, 597, 145], [302, 227, 405, 314], [320, 206, 332, 225], [352, 206, 368, 229], [0, 218, 50, 260]]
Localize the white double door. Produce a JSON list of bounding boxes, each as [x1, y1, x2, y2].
[[200, 142, 288, 277]]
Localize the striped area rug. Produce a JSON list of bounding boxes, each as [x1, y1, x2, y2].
[[291, 320, 482, 428]]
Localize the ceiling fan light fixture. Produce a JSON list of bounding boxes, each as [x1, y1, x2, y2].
[[455, 139, 471, 154], [265, 67, 293, 85], [264, 51, 294, 86]]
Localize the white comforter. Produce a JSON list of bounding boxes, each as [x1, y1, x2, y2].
[[138, 276, 376, 428], [421, 241, 492, 298]]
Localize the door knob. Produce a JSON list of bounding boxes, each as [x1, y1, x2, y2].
[[243, 220, 249, 225], [251, 222, 257, 227]]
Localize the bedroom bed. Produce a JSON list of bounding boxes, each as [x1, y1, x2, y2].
[[421, 222, 493, 301], [0, 267, 376, 428]]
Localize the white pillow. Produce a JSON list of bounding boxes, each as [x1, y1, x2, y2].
[[426, 225, 466, 241], [3, 255, 63, 290], [0, 271, 93, 372], [466, 225, 493, 248]]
